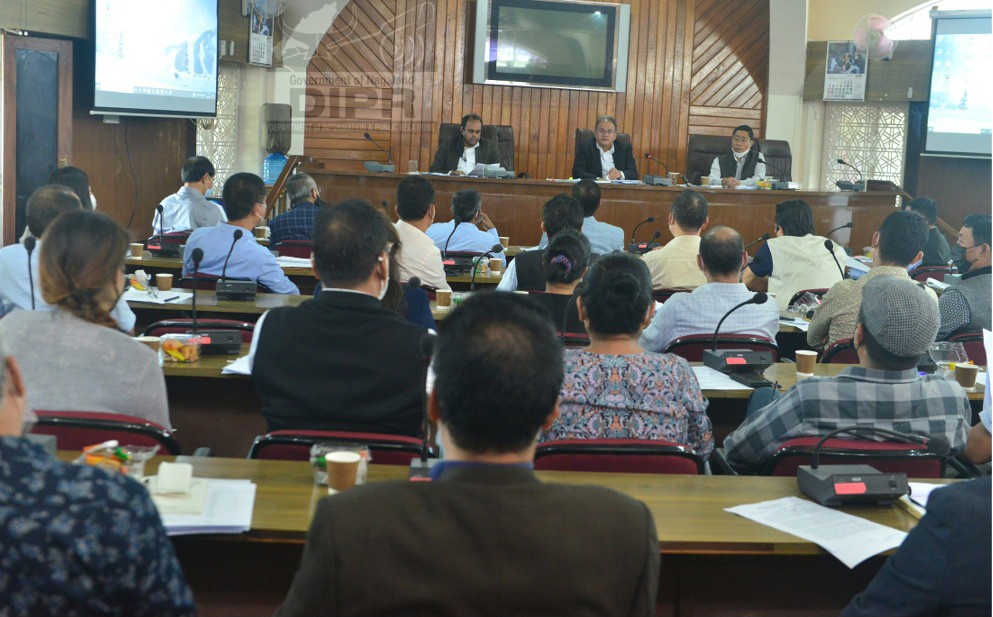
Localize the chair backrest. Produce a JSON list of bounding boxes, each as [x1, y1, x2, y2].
[[31, 410, 181, 454], [685, 134, 792, 185], [438, 122, 515, 171], [764, 437, 945, 477], [910, 265, 953, 283], [535, 438, 704, 474], [664, 334, 780, 362], [143, 319, 256, 343], [821, 338, 859, 364], [248, 430, 431, 465], [947, 331, 987, 365], [273, 240, 312, 258], [788, 288, 829, 307], [651, 288, 691, 303], [575, 128, 632, 156], [559, 332, 591, 348], [146, 231, 191, 246]]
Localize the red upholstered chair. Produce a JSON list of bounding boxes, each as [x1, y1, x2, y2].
[[273, 240, 312, 258], [146, 231, 191, 246], [651, 288, 690, 303], [664, 334, 780, 362], [534, 439, 704, 474], [560, 332, 591, 348], [820, 338, 858, 364], [761, 437, 945, 477], [248, 430, 431, 465], [947, 331, 987, 366], [910, 265, 955, 283], [143, 319, 256, 344], [31, 411, 181, 454], [179, 273, 275, 294], [788, 288, 829, 307]]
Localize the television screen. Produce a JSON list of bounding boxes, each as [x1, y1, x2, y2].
[[93, 0, 218, 117], [924, 12, 992, 157], [473, 0, 630, 92]]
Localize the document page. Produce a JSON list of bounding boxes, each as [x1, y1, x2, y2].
[[692, 366, 754, 391], [123, 288, 193, 304], [725, 496, 907, 568], [159, 479, 256, 536]]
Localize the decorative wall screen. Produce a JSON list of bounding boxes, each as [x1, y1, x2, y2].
[[195, 64, 241, 192], [821, 102, 907, 192]]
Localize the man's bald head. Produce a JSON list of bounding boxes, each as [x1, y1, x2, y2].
[[699, 226, 744, 278]]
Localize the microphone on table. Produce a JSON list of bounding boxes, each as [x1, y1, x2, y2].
[[363, 133, 395, 173], [442, 215, 463, 258], [701, 292, 775, 388], [189, 248, 204, 333], [189, 246, 241, 354], [220, 229, 243, 282], [642, 154, 672, 186], [756, 156, 792, 189], [835, 158, 864, 191], [824, 222, 853, 238], [394, 276, 420, 312], [23, 237, 36, 310], [630, 216, 655, 244], [643, 230, 662, 251], [216, 228, 257, 302], [644, 153, 670, 175], [156, 204, 165, 243], [470, 243, 503, 292], [824, 239, 847, 280], [627, 217, 657, 253], [710, 293, 769, 352], [743, 233, 771, 250], [410, 331, 438, 479]]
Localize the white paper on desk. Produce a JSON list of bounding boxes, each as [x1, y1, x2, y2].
[[160, 479, 256, 536], [845, 256, 870, 273], [907, 481, 949, 509], [221, 354, 252, 375], [779, 317, 810, 332], [275, 256, 312, 267], [725, 496, 907, 568], [122, 288, 193, 304], [692, 366, 753, 391], [926, 277, 950, 291]]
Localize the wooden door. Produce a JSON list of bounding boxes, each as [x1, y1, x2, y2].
[[2, 35, 73, 245]]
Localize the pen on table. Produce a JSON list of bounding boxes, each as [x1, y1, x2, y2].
[[162, 295, 180, 302]]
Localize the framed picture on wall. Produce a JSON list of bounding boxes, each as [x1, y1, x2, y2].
[[824, 41, 868, 101]]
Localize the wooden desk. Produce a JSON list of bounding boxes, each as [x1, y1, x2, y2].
[[314, 170, 897, 250], [148, 455, 930, 616], [129, 290, 310, 316]]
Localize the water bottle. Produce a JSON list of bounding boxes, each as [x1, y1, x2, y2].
[[262, 152, 288, 185]]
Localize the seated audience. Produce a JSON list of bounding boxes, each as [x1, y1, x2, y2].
[[429, 113, 502, 175], [541, 253, 713, 459], [426, 188, 506, 263], [250, 199, 426, 435], [641, 226, 778, 353], [268, 172, 321, 246], [526, 230, 590, 335], [904, 197, 952, 267], [742, 199, 847, 312], [0, 211, 171, 428], [540, 180, 623, 254], [808, 210, 935, 349], [641, 189, 710, 290], [572, 115, 639, 180], [20, 166, 98, 242], [841, 477, 991, 617], [937, 214, 991, 339], [152, 155, 225, 233], [0, 338, 195, 616], [963, 409, 992, 466], [724, 276, 971, 472], [393, 176, 450, 291], [708, 125, 766, 188], [382, 220, 435, 329], [497, 194, 583, 292], [275, 292, 659, 616], [0, 185, 137, 333], [183, 172, 299, 294]]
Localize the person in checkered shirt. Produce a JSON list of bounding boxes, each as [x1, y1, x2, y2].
[[269, 173, 321, 247], [723, 275, 971, 473]]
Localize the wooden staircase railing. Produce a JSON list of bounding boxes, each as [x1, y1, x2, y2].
[[264, 155, 324, 219]]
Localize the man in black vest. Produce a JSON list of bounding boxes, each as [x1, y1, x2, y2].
[[708, 125, 766, 189], [250, 199, 426, 436], [429, 113, 502, 175], [496, 194, 584, 292]]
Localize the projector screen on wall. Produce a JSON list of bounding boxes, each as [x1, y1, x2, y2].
[[93, 0, 218, 117], [924, 12, 992, 157]]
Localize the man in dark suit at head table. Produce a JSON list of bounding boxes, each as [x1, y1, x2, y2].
[[572, 114, 639, 180], [429, 113, 503, 175], [274, 292, 660, 617]]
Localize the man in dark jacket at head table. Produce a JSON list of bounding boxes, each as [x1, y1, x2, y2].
[[429, 113, 502, 175]]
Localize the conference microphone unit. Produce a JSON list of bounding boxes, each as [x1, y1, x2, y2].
[[23, 237, 36, 310], [216, 229, 258, 301], [834, 158, 865, 192], [147, 205, 181, 257], [702, 292, 775, 388], [756, 157, 793, 190], [410, 331, 439, 480], [642, 153, 672, 186], [394, 276, 420, 312], [627, 216, 656, 252], [469, 243, 503, 292], [442, 215, 462, 258], [186, 247, 241, 354], [795, 426, 951, 506], [824, 222, 853, 238], [363, 133, 396, 173], [824, 239, 847, 280], [643, 230, 662, 252], [743, 233, 771, 250]]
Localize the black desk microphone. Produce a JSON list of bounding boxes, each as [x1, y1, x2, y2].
[[23, 237, 36, 310]]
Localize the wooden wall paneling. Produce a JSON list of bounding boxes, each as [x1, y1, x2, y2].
[[0, 0, 88, 40]]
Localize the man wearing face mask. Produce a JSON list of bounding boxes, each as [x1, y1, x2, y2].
[[152, 155, 226, 233], [937, 214, 991, 339], [248, 199, 427, 436], [182, 172, 299, 294]]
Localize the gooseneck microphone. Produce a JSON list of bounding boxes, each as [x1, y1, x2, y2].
[[824, 222, 853, 238], [757, 156, 788, 180], [156, 205, 166, 242], [220, 229, 243, 282], [644, 153, 670, 175], [190, 248, 204, 333], [835, 158, 865, 191], [363, 132, 393, 166], [643, 230, 662, 251], [824, 239, 847, 280], [744, 233, 771, 250], [23, 237, 36, 310], [442, 216, 462, 257], [711, 292, 768, 351], [630, 216, 656, 244], [470, 243, 503, 292], [394, 276, 420, 312]]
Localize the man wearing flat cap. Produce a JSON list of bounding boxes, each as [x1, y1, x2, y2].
[[724, 276, 972, 472]]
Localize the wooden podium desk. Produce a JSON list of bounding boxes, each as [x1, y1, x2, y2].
[[313, 170, 898, 250], [146, 455, 938, 616]]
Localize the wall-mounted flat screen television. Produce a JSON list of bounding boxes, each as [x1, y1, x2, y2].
[[93, 0, 218, 117], [472, 0, 631, 92]]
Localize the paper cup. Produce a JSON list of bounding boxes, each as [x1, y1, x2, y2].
[[498, 236, 510, 248], [325, 451, 361, 492], [129, 243, 145, 257], [700, 176, 712, 187], [489, 258, 502, 275], [955, 364, 979, 389], [254, 226, 267, 239], [436, 289, 452, 309], [155, 273, 173, 291], [795, 350, 817, 374], [135, 336, 160, 352]]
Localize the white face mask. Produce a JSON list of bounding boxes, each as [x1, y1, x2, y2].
[[377, 255, 390, 301]]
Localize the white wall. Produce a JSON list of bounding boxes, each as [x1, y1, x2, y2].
[[767, 0, 809, 184]]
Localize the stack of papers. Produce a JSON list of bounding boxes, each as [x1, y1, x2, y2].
[[122, 288, 193, 304], [154, 478, 256, 536], [926, 277, 950, 291], [222, 354, 253, 375], [779, 316, 811, 332], [275, 256, 313, 268], [692, 366, 753, 391]]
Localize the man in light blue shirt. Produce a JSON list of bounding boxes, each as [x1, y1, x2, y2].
[[152, 156, 226, 234], [539, 179, 623, 254], [183, 173, 299, 295], [426, 189, 506, 264], [0, 185, 136, 332]]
